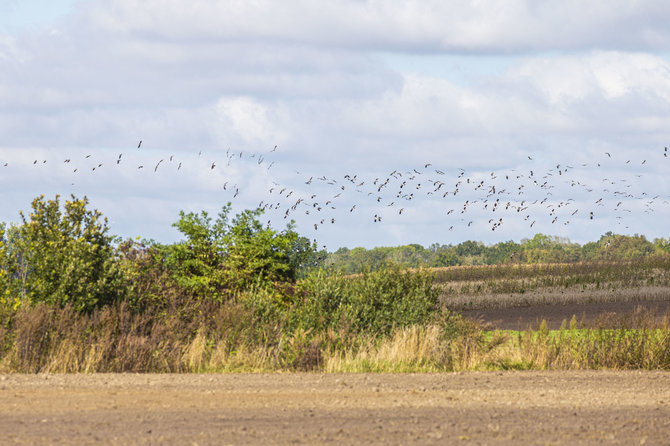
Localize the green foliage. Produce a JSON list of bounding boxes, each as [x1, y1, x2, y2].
[[655, 237, 670, 255], [296, 264, 440, 336], [431, 248, 461, 267], [455, 240, 485, 258], [484, 240, 519, 264], [593, 233, 655, 260], [0, 191, 668, 373], [0, 195, 124, 312], [163, 203, 318, 301], [115, 240, 181, 312], [1, 193, 670, 374]]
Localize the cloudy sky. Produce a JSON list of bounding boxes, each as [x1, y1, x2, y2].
[[1, 0, 670, 250]]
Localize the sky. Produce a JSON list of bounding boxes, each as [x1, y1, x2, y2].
[[1, 0, 670, 250]]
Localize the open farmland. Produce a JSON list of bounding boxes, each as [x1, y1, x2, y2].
[[1, 372, 669, 445]]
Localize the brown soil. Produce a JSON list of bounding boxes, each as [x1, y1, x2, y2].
[[461, 299, 670, 330], [1, 372, 669, 445]]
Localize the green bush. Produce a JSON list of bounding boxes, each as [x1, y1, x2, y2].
[[296, 264, 440, 336], [115, 240, 182, 312], [0, 195, 125, 312], [162, 204, 318, 301]]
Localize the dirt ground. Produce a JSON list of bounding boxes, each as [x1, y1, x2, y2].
[[1, 372, 669, 445], [461, 299, 670, 330]]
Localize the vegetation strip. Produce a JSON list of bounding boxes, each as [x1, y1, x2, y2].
[[0, 195, 669, 372]]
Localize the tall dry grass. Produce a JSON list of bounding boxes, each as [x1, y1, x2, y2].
[[0, 297, 283, 373], [1, 303, 669, 372]]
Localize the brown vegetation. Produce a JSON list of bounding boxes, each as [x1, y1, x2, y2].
[[1, 298, 669, 373]]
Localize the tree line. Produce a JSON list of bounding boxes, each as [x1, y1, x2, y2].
[[326, 232, 670, 273]]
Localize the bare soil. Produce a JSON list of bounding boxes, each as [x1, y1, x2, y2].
[[461, 299, 670, 330], [1, 372, 669, 445]]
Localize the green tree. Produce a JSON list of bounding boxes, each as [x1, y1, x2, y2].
[[520, 233, 580, 263], [594, 233, 654, 260], [431, 248, 461, 267], [297, 264, 439, 335], [455, 240, 485, 264], [165, 204, 316, 300], [485, 240, 520, 264], [0, 195, 124, 311], [654, 238, 670, 256]]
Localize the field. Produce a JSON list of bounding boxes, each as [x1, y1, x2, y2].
[[1, 372, 668, 445], [433, 259, 670, 328], [436, 259, 670, 310]]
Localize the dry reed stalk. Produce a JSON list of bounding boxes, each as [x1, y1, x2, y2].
[[323, 325, 449, 373]]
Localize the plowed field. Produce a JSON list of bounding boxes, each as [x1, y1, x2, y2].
[[1, 372, 669, 445], [462, 299, 670, 330]]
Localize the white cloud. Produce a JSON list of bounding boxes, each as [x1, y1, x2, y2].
[[1, 1, 670, 248], [73, 0, 670, 52], [214, 97, 290, 146], [507, 52, 670, 105]]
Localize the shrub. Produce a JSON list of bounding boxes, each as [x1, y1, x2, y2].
[[0, 195, 125, 312], [296, 264, 441, 336], [163, 204, 318, 301]]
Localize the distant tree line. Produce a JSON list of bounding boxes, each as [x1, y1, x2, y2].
[[326, 232, 670, 274]]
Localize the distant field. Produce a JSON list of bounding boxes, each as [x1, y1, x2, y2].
[[462, 299, 670, 330], [433, 259, 670, 310], [429, 259, 670, 329]]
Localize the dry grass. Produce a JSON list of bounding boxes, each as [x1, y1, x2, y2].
[[452, 309, 670, 371], [323, 325, 450, 372], [2, 305, 669, 373]]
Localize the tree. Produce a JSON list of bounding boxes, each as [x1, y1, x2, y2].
[[654, 238, 670, 256], [431, 248, 461, 267], [485, 240, 520, 264], [165, 204, 317, 300], [0, 195, 124, 311], [595, 233, 654, 260]]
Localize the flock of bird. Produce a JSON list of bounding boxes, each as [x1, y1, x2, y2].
[[1, 142, 669, 248]]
